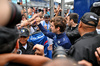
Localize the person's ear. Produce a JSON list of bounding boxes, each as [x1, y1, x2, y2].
[[78, 21, 82, 28], [70, 19, 74, 23], [57, 27, 60, 31], [70, 19, 73, 22], [27, 36, 29, 39]]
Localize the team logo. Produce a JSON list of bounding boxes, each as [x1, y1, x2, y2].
[[90, 15, 97, 20], [63, 38, 65, 41], [21, 29, 25, 33], [58, 41, 60, 44]]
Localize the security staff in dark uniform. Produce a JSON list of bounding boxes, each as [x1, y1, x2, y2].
[[19, 28, 35, 54], [91, 2, 100, 66], [68, 12, 100, 66]]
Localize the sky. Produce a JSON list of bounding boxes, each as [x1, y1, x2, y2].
[[55, 0, 74, 3]]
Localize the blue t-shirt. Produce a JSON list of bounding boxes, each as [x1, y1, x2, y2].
[[28, 15, 32, 19], [28, 31, 52, 59]]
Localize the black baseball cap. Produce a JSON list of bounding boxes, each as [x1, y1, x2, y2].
[[80, 12, 99, 27], [19, 28, 29, 37]]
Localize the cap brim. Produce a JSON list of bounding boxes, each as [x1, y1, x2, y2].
[[20, 33, 29, 37]]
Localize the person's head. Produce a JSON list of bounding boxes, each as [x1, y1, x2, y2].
[[43, 58, 80, 66], [90, 2, 100, 16], [28, 8, 32, 15], [96, 17, 100, 29], [66, 15, 70, 26], [66, 13, 79, 27], [96, 17, 100, 34], [50, 16, 66, 34], [78, 12, 99, 36], [48, 8, 50, 11], [67, 9, 70, 13], [44, 14, 50, 23], [0, 27, 19, 54], [54, 8, 57, 13], [22, 14, 27, 21], [19, 28, 29, 46]]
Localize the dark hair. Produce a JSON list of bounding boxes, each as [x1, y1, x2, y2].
[[0, 27, 19, 54], [90, 6, 100, 16], [17, 2, 20, 5], [30, 7, 33, 9], [0, 39, 17, 54], [50, 16, 66, 32], [58, 3, 61, 5], [69, 13, 79, 23]]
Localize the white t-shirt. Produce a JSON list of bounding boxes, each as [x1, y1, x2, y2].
[[23, 43, 27, 50]]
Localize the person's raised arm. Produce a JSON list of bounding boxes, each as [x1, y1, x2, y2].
[[28, 12, 42, 22], [0, 53, 51, 66]]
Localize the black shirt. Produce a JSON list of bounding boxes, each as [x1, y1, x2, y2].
[[7, 41, 35, 66], [65, 25, 81, 45], [68, 31, 100, 66], [19, 41, 35, 54]]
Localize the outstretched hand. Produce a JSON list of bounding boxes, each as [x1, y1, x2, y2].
[[33, 44, 44, 56], [95, 47, 100, 65], [78, 60, 92, 66]]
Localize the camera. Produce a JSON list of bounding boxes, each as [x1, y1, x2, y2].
[[52, 46, 68, 59], [0, 2, 22, 53], [6, 3, 22, 28]]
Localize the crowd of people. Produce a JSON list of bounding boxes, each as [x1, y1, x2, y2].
[[0, 0, 100, 66]]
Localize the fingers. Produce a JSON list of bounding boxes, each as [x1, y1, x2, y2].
[[30, 20, 36, 25], [35, 17, 42, 25], [78, 60, 92, 66], [37, 12, 43, 16], [33, 44, 44, 51], [20, 20, 29, 27], [97, 47, 100, 55], [21, 12, 43, 27], [33, 44, 39, 50], [95, 47, 100, 65], [95, 47, 100, 60], [16, 39, 19, 49], [33, 44, 44, 56], [35, 17, 41, 21], [28, 14, 38, 22], [48, 45, 52, 50], [19, 12, 43, 28], [35, 50, 41, 55], [95, 51, 100, 61], [44, 25, 47, 29]]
